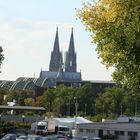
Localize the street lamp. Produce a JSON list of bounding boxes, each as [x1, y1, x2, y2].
[[75, 102, 78, 117], [121, 104, 123, 116], [85, 104, 87, 116], [94, 104, 96, 115], [74, 98, 78, 128], [135, 101, 137, 116], [102, 105, 105, 115], [22, 115, 25, 123], [68, 97, 70, 116]]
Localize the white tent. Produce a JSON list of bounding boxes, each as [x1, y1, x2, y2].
[[48, 117, 92, 128]]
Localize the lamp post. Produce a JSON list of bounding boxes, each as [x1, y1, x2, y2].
[[22, 115, 25, 123], [135, 101, 137, 116], [121, 104, 123, 115], [75, 99, 78, 128], [102, 105, 105, 116], [94, 104, 96, 115], [85, 104, 87, 116], [68, 97, 70, 116]]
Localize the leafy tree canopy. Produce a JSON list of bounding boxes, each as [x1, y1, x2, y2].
[[0, 46, 4, 71], [77, 0, 140, 90]]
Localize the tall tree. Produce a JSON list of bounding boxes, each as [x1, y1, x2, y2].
[[0, 87, 6, 104], [0, 46, 4, 72], [78, 0, 140, 89], [43, 88, 56, 112], [76, 83, 96, 115], [95, 87, 124, 117]]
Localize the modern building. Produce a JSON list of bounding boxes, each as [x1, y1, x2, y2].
[[76, 116, 140, 140]]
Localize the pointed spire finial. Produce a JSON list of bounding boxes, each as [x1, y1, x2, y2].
[[72, 27, 73, 31], [56, 26, 58, 31]]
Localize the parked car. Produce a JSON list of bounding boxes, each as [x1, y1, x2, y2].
[[42, 136, 54, 140], [54, 135, 68, 140], [16, 135, 28, 140], [1, 133, 17, 140], [80, 136, 88, 140], [93, 137, 101, 140], [27, 135, 42, 140]]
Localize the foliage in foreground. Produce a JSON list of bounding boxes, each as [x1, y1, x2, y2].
[[0, 46, 4, 71], [77, 0, 140, 90]]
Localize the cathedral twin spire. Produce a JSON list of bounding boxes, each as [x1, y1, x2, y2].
[[49, 27, 77, 73], [49, 27, 63, 72], [65, 27, 77, 72]]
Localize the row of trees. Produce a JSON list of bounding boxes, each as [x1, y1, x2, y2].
[[1, 84, 140, 121]]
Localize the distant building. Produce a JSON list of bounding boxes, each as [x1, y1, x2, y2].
[[40, 27, 81, 82]]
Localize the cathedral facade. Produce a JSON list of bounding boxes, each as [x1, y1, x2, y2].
[[39, 27, 81, 82]]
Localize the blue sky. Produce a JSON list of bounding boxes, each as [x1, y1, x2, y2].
[[0, 0, 113, 81]]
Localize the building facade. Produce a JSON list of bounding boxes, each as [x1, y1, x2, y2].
[[40, 27, 81, 82], [77, 122, 140, 140]]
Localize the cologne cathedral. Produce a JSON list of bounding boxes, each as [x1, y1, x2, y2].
[[40, 27, 81, 81]]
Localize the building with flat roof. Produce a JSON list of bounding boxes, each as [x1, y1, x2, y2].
[[76, 118, 140, 140]]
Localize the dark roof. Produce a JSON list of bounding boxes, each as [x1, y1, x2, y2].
[[0, 105, 46, 111]]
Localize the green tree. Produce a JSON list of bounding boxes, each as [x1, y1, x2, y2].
[[43, 84, 77, 116], [24, 98, 35, 106], [0, 46, 4, 72], [43, 88, 56, 112], [76, 83, 96, 115], [53, 85, 76, 116], [5, 90, 34, 106], [0, 87, 7, 104], [78, 0, 140, 90], [123, 92, 140, 115], [95, 87, 124, 118]]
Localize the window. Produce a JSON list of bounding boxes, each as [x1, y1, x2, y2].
[[107, 130, 110, 134], [115, 131, 119, 135], [91, 129, 95, 133], [79, 128, 84, 133], [86, 129, 90, 133], [114, 131, 124, 136], [120, 131, 124, 136], [128, 131, 138, 137]]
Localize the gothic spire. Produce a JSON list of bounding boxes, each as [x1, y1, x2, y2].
[[53, 26, 59, 53], [49, 27, 63, 72], [65, 28, 77, 72], [68, 27, 75, 53]]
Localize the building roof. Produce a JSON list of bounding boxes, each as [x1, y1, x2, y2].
[[53, 117, 92, 124], [40, 71, 81, 81], [0, 105, 46, 111]]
